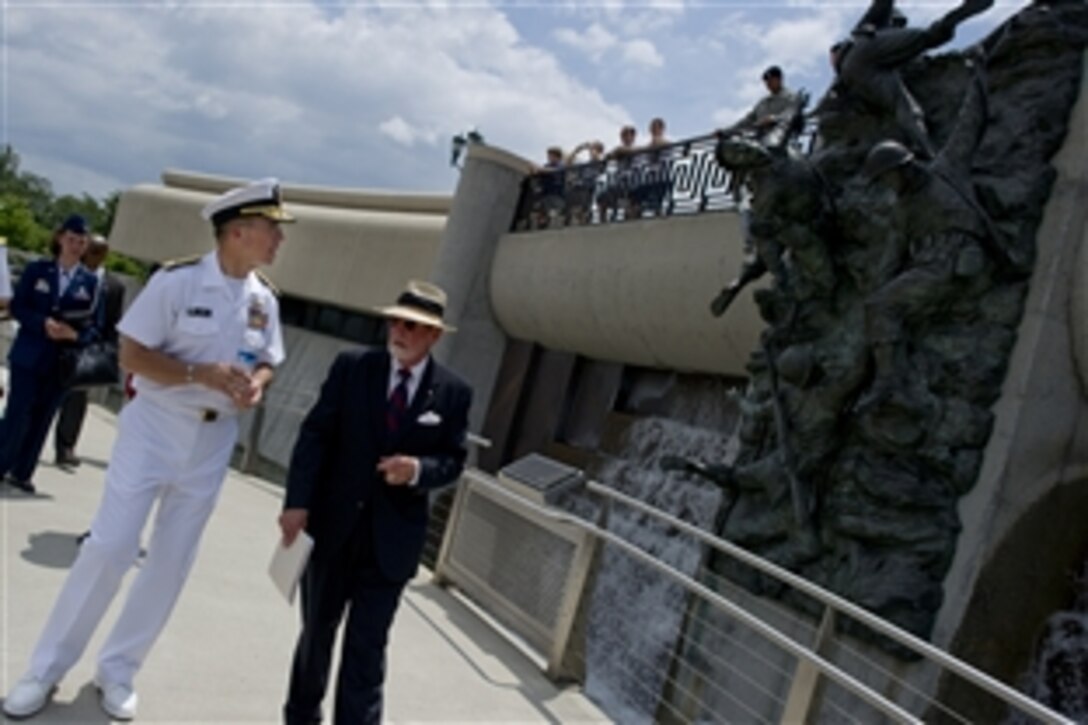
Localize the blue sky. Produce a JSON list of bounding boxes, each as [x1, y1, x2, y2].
[[0, 0, 1022, 201]]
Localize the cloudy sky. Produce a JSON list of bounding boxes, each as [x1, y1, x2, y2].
[[1, 0, 1022, 201]]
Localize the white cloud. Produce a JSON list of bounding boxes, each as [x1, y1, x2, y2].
[[0, 1, 1021, 201], [622, 39, 664, 69], [3, 3, 630, 198], [554, 23, 618, 62], [379, 116, 438, 148]]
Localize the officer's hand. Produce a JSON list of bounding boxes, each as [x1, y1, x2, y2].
[[279, 508, 309, 546], [199, 362, 253, 397], [234, 379, 264, 409], [377, 456, 420, 486]]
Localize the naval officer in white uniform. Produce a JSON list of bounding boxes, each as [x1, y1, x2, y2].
[[3, 178, 294, 721]]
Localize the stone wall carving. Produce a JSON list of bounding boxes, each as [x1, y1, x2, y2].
[[691, 0, 1088, 638]]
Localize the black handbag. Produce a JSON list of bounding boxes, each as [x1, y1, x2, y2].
[[59, 340, 121, 389]]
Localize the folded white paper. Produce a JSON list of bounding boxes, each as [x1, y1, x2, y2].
[[269, 531, 313, 604]]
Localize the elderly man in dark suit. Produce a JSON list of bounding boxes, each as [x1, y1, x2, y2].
[[279, 280, 472, 725], [54, 234, 127, 468]]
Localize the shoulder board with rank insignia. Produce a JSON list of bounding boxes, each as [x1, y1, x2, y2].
[[255, 270, 280, 296], [0, 236, 7, 247], [161, 256, 201, 271]]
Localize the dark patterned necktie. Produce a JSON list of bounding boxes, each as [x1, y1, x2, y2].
[[387, 368, 411, 433]]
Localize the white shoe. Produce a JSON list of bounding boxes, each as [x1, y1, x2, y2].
[[3, 674, 57, 719], [95, 678, 138, 720]]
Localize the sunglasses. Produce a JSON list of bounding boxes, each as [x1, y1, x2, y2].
[[389, 318, 418, 332]]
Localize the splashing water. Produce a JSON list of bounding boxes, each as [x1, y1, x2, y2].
[[1016, 562, 1088, 723]]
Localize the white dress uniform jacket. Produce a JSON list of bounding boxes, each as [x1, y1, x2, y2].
[[24, 250, 285, 692]]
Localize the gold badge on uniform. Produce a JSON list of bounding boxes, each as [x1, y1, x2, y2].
[[35, 279, 51, 294], [247, 295, 269, 331]]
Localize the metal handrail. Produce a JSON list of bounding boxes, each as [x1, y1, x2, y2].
[[585, 481, 1073, 725], [511, 133, 738, 231], [509, 122, 821, 233], [457, 468, 1073, 725], [461, 469, 927, 723]]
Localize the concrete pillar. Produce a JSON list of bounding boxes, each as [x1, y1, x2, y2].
[[430, 144, 533, 436]]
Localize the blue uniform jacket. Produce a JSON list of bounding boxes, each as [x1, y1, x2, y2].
[[8, 258, 102, 371]]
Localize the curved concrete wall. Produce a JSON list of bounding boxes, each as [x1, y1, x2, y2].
[[109, 171, 448, 312], [490, 212, 760, 377], [161, 169, 451, 215], [934, 51, 1088, 656], [431, 143, 534, 434]]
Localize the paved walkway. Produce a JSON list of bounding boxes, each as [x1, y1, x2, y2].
[[0, 383, 606, 723]]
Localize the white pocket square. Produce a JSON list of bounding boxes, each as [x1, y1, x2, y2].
[[417, 411, 442, 425]]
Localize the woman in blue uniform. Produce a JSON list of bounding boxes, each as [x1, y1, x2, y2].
[[0, 215, 101, 493]]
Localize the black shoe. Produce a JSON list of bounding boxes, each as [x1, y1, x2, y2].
[[55, 450, 81, 468], [7, 477, 36, 494], [76, 531, 90, 545]]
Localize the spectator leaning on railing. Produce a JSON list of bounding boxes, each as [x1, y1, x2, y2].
[[531, 146, 567, 228], [566, 139, 605, 165], [564, 140, 606, 225], [721, 65, 798, 150], [599, 125, 639, 221], [638, 117, 672, 217]]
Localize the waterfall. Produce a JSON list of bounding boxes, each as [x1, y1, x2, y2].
[[578, 415, 732, 723], [1015, 561, 1088, 723]]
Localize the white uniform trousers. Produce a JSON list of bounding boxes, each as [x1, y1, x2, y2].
[[27, 396, 238, 687]]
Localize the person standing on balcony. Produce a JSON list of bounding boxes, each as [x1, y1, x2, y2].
[[279, 280, 472, 725], [2, 179, 291, 722], [640, 117, 672, 216], [566, 139, 605, 165], [602, 124, 640, 220], [534, 146, 567, 228], [721, 66, 799, 150], [54, 233, 127, 469], [565, 140, 606, 224]]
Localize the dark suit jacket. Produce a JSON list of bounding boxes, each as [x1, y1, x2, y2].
[[8, 259, 101, 371], [284, 347, 473, 582], [99, 271, 126, 343]]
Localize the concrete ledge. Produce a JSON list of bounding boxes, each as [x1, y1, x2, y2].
[[490, 212, 761, 376], [162, 169, 452, 215]]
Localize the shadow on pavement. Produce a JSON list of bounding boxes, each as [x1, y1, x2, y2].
[[14, 681, 113, 723], [19, 530, 82, 570], [0, 483, 56, 501]]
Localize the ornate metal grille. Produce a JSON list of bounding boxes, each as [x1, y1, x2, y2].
[[511, 134, 739, 231]]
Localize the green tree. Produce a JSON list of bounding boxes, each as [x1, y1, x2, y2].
[[0, 145, 54, 224], [1, 143, 146, 276], [0, 194, 50, 253], [52, 193, 110, 234]]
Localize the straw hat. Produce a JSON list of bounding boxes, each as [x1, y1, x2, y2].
[[378, 280, 456, 332]]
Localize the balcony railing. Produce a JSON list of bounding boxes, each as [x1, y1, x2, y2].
[[511, 133, 739, 232], [434, 466, 1074, 724]]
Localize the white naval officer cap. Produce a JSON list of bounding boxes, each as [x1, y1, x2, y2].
[[201, 177, 296, 227]]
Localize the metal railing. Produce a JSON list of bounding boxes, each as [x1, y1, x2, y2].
[[435, 466, 1074, 724], [511, 134, 738, 232], [510, 125, 819, 233]]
